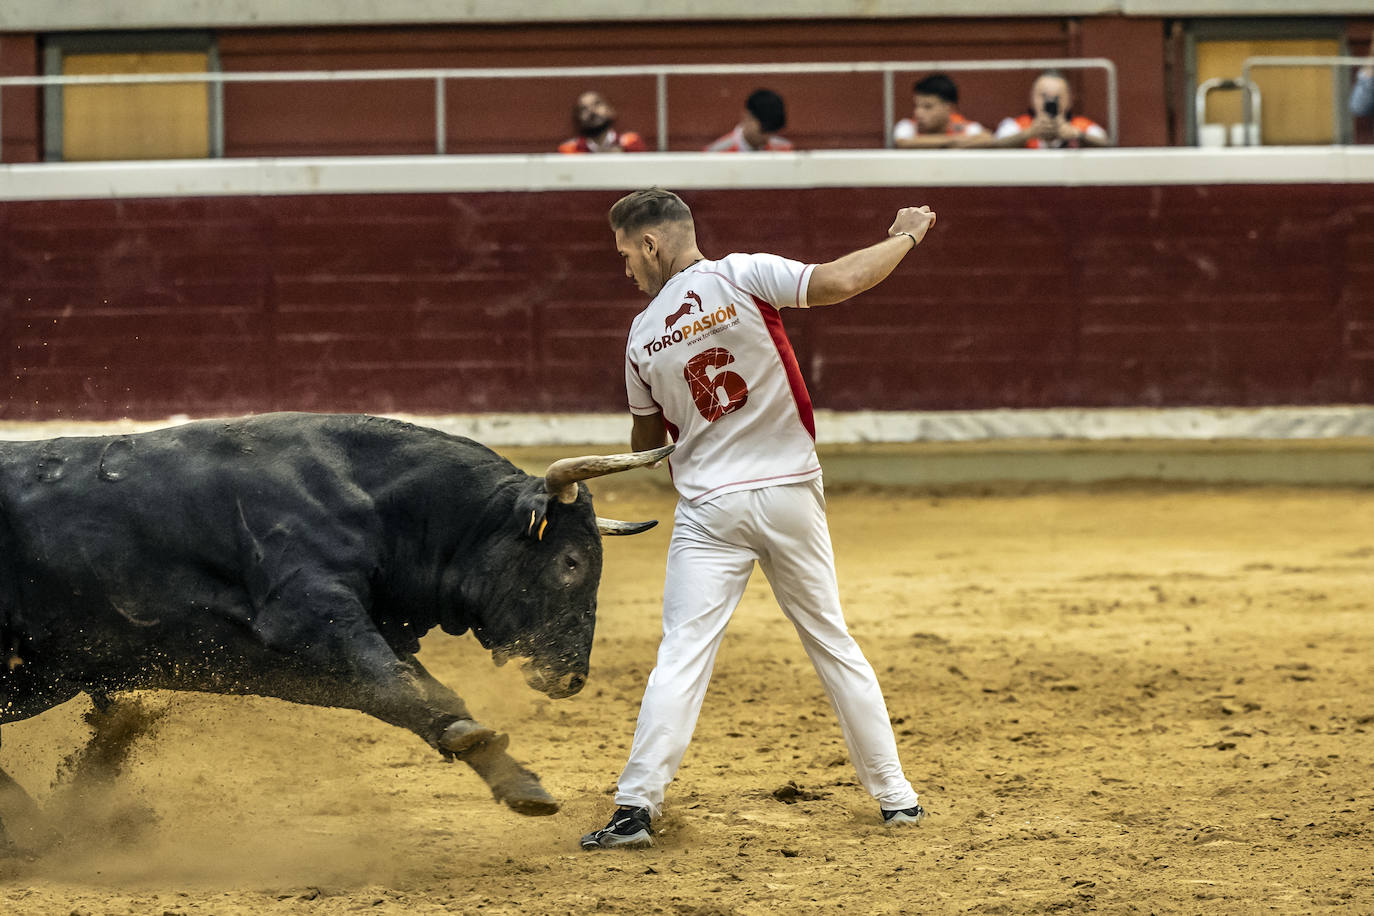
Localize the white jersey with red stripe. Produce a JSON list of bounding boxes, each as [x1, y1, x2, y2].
[[625, 252, 820, 505]]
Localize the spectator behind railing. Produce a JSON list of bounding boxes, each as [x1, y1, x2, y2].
[[559, 91, 649, 154], [892, 73, 991, 149], [1352, 48, 1374, 119], [993, 70, 1111, 149], [704, 88, 794, 152]]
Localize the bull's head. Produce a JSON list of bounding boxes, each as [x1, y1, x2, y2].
[[464, 444, 672, 699]]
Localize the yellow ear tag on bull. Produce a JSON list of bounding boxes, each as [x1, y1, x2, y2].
[[538, 519, 549, 541], [528, 509, 537, 536]]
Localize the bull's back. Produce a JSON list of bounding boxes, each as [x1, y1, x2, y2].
[[0, 412, 515, 617], [0, 415, 466, 632], [0, 416, 341, 558], [0, 412, 495, 526], [0, 413, 527, 714]]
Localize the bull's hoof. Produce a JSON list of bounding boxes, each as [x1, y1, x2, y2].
[[501, 786, 559, 817], [486, 754, 560, 817], [438, 719, 497, 756], [460, 733, 561, 817]]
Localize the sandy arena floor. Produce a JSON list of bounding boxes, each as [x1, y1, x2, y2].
[[1, 473, 1372, 914]]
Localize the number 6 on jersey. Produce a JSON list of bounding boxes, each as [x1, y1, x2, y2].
[[684, 347, 749, 421]]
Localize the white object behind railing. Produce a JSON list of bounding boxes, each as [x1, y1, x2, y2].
[[1195, 77, 1262, 147], [1237, 55, 1373, 146], [0, 58, 1118, 161]]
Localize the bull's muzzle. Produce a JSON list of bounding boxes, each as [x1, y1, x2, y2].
[[521, 661, 587, 699]]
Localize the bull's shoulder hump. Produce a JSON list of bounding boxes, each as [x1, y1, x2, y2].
[[1, 413, 524, 487]]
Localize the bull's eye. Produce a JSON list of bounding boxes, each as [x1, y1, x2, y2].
[[564, 556, 579, 571]]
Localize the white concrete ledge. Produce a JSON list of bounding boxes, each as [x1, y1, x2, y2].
[[4, 406, 1374, 446], [3, 148, 1374, 202], [2, 0, 1366, 30]]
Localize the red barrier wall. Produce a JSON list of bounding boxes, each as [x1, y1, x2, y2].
[[3, 183, 1373, 420], [0, 34, 39, 163]]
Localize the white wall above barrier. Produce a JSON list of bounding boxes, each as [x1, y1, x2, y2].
[[4, 407, 1374, 446], [3, 0, 1372, 30], [2, 148, 1373, 202]]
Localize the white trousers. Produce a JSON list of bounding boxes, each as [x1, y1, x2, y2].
[[614, 478, 920, 817]]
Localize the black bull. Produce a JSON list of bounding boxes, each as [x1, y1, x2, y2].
[[0, 412, 670, 845]]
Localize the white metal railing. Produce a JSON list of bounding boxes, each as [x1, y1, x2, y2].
[[0, 58, 1118, 161], [1236, 55, 1373, 146]]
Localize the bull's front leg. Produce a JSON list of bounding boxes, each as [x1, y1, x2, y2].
[[281, 628, 496, 756], [302, 640, 559, 816], [235, 574, 486, 751], [402, 656, 558, 815], [243, 585, 557, 815]]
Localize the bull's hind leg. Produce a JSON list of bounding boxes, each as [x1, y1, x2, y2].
[[41, 692, 165, 849], [0, 676, 82, 854], [0, 751, 44, 856], [0, 729, 67, 857], [51, 692, 164, 790]]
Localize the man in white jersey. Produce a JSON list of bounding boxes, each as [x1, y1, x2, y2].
[[580, 188, 937, 850]]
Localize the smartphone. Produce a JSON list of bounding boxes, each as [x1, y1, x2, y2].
[[1043, 97, 1060, 118]]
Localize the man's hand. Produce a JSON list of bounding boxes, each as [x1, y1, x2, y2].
[[888, 206, 937, 246], [1031, 113, 1063, 141], [809, 205, 939, 306]]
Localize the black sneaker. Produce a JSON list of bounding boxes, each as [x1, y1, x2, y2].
[[580, 805, 653, 849], [881, 803, 927, 826]]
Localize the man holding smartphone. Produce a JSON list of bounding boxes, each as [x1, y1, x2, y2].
[[994, 70, 1111, 149]]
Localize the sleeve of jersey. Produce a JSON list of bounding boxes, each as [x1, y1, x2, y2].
[[994, 117, 1021, 139], [734, 252, 817, 310], [625, 352, 659, 416]]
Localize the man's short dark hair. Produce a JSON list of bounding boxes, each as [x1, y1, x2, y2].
[[608, 188, 694, 234], [746, 89, 787, 133], [913, 73, 959, 105]]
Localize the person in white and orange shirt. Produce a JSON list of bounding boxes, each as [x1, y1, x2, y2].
[[994, 70, 1111, 149], [892, 73, 990, 149], [704, 88, 794, 152], [558, 91, 648, 154]]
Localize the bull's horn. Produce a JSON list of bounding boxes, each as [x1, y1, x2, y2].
[[544, 443, 674, 504], [596, 517, 659, 536]]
